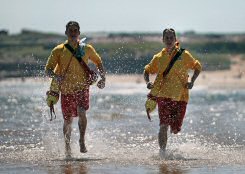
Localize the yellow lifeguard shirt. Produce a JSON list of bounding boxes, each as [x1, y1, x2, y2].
[[45, 41, 102, 94], [144, 45, 202, 102]]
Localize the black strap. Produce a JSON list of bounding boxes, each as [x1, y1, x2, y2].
[[163, 48, 185, 77], [64, 43, 82, 62], [64, 43, 91, 75]]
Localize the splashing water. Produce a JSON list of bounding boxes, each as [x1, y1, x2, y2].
[[0, 77, 244, 173]]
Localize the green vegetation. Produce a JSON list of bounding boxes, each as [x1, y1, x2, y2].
[[240, 54, 245, 61], [0, 30, 245, 78], [94, 42, 163, 73], [182, 42, 245, 54], [194, 53, 231, 71]]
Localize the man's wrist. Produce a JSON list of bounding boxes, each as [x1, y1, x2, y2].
[[47, 69, 55, 78], [191, 78, 195, 84]]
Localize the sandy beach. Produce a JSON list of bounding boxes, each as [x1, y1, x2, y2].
[[4, 69, 245, 90], [106, 57, 245, 89], [106, 71, 245, 89], [2, 54, 245, 90]]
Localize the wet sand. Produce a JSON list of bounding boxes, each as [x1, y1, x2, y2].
[[106, 70, 245, 89]]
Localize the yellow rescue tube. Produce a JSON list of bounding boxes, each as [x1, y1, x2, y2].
[[46, 79, 59, 107], [145, 98, 157, 113]]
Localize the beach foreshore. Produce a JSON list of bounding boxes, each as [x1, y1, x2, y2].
[[107, 56, 245, 89], [105, 70, 245, 89], [1, 70, 245, 89]]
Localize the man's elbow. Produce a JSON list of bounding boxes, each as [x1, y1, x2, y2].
[[143, 69, 149, 76], [45, 68, 53, 77]]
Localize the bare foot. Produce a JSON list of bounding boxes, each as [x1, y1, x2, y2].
[[65, 143, 72, 157], [80, 143, 88, 153]]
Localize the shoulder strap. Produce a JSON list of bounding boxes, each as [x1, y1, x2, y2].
[[64, 43, 91, 74], [163, 48, 185, 77], [64, 43, 76, 56]]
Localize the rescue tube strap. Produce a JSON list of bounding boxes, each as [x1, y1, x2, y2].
[[163, 48, 185, 77]]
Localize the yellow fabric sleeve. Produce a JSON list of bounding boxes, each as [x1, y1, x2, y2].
[[86, 44, 103, 67], [144, 54, 161, 74], [45, 45, 63, 72], [184, 51, 202, 71]]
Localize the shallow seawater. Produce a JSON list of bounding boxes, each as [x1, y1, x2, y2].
[[0, 77, 244, 174]]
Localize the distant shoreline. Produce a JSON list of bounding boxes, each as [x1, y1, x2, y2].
[[1, 54, 245, 89], [105, 72, 245, 89], [1, 70, 245, 89]]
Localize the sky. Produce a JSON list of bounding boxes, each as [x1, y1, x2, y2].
[[1, 0, 245, 34]]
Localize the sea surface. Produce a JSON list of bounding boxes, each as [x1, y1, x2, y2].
[[0, 77, 244, 174]]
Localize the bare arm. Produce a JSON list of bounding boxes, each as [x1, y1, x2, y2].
[[97, 64, 106, 89], [98, 64, 106, 80], [144, 70, 150, 83], [143, 70, 154, 89], [186, 69, 201, 89]]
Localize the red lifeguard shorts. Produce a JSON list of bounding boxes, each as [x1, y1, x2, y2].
[[157, 98, 187, 133], [61, 88, 89, 120]]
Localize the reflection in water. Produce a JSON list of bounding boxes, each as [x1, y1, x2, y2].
[[63, 163, 88, 174], [63, 164, 72, 174], [159, 163, 186, 174]]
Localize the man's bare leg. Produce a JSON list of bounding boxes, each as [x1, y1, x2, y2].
[[158, 124, 168, 158], [78, 107, 87, 153], [63, 116, 73, 157], [158, 124, 168, 150]]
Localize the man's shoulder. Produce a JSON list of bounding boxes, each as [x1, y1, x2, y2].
[[154, 48, 166, 59], [181, 49, 192, 58], [84, 43, 97, 53], [84, 43, 94, 49], [52, 43, 65, 52]]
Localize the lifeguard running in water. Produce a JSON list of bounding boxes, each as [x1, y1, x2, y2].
[[144, 28, 202, 157], [45, 21, 106, 157]]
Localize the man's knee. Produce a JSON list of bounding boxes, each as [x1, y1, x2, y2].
[[159, 124, 168, 132], [64, 116, 73, 125], [77, 107, 86, 115]]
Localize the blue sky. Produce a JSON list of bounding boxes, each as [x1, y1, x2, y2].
[[1, 0, 245, 34]]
